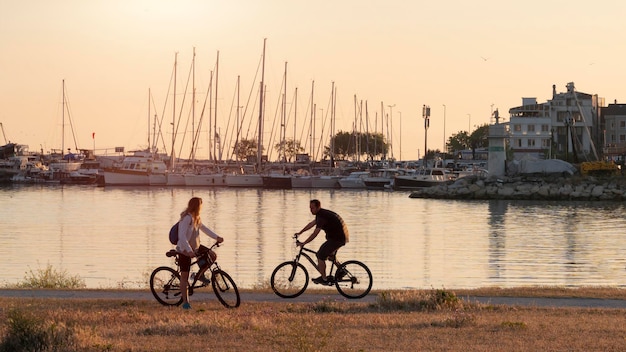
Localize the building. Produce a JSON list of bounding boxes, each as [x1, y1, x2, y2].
[[508, 82, 603, 161], [602, 102, 626, 161]]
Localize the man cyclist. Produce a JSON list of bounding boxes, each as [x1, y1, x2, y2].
[[295, 199, 349, 285]]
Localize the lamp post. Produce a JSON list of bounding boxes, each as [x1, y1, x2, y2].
[[423, 105, 430, 167], [388, 104, 395, 160], [467, 114, 471, 133]]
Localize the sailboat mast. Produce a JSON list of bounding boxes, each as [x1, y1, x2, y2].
[[214, 50, 220, 162], [282, 61, 287, 163], [171, 52, 177, 169], [256, 38, 266, 171], [61, 79, 65, 156], [191, 48, 196, 167]]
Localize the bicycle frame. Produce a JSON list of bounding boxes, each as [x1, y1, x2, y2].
[[290, 244, 339, 280]]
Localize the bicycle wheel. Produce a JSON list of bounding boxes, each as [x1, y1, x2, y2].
[[335, 260, 372, 299], [211, 270, 240, 308], [270, 261, 309, 298], [150, 266, 183, 306]]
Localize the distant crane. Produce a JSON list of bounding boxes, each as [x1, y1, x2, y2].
[[0, 122, 7, 144]]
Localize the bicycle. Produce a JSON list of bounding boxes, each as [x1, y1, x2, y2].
[[270, 234, 373, 299], [149, 242, 240, 308]]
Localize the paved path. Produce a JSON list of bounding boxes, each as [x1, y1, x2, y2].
[[2, 289, 626, 308]]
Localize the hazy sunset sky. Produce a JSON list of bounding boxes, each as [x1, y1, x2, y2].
[[2, 0, 625, 161]]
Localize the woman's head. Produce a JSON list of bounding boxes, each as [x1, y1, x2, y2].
[[187, 197, 203, 215]]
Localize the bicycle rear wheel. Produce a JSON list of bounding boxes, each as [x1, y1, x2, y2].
[[211, 270, 240, 308], [270, 261, 309, 298], [150, 266, 183, 306], [335, 260, 372, 299]]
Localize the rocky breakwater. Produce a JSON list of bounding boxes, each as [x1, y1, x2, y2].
[[409, 175, 626, 201]]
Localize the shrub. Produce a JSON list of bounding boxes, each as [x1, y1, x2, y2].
[[17, 264, 86, 289]]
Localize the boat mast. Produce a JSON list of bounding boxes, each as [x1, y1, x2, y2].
[[62, 79, 65, 157], [281, 61, 287, 163], [256, 38, 266, 172], [191, 48, 196, 168], [170, 52, 177, 169], [214, 50, 220, 162]]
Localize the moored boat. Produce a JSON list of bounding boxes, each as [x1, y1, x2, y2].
[[338, 171, 369, 189], [393, 168, 453, 190], [102, 151, 167, 186]]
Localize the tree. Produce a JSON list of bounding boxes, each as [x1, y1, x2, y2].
[[326, 130, 389, 160], [469, 124, 489, 159], [273, 139, 304, 162], [233, 138, 258, 161]]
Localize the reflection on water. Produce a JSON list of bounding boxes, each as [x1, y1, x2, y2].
[[1, 184, 626, 289]]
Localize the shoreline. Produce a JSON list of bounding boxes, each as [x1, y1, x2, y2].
[[409, 174, 626, 201]]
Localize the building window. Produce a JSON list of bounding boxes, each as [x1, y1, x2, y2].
[[514, 124, 521, 132], [542, 139, 550, 148], [528, 139, 536, 147], [527, 125, 535, 132], [541, 124, 549, 132], [620, 121, 626, 129], [516, 139, 522, 147], [621, 135, 626, 142]]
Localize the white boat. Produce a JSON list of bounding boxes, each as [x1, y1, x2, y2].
[[291, 175, 313, 188], [225, 173, 263, 187], [338, 171, 369, 189], [166, 172, 186, 186], [310, 175, 341, 188], [184, 173, 227, 187], [363, 169, 407, 190], [102, 151, 167, 186], [393, 168, 453, 190]]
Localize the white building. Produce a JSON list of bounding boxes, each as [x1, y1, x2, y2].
[[508, 82, 602, 161]]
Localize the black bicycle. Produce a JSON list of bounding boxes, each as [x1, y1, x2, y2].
[[270, 234, 373, 299], [150, 243, 240, 308]]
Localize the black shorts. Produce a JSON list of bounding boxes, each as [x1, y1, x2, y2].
[[178, 253, 192, 272], [317, 240, 345, 261]]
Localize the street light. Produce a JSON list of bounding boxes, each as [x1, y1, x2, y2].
[[423, 105, 430, 167], [388, 104, 395, 160]]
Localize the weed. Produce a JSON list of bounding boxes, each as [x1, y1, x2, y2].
[[0, 308, 77, 352], [16, 264, 86, 289], [375, 288, 464, 311]]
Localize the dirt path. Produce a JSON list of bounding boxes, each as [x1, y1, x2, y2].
[[2, 289, 626, 308]]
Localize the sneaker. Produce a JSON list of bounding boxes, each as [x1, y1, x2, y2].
[[312, 276, 327, 285], [199, 274, 211, 285], [335, 268, 346, 281], [312, 276, 333, 286], [182, 302, 192, 310]]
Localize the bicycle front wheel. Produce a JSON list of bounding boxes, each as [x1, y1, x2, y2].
[[335, 260, 373, 299], [150, 266, 183, 306], [211, 270, 240, 308], [270, 261, 309, 298]]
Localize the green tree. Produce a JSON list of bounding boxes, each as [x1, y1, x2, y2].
[[327, 130, 389, 160], [469, 124, 489, 159], [233, 138, 258, 161], [274, 139, 305, 162]]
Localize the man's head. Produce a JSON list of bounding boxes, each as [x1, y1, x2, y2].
[[309, 199, 321, 215]]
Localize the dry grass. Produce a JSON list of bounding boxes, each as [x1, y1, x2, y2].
[[1, 288, 626, 351]]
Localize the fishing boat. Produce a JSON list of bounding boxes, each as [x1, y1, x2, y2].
[[102, 150, 167, 186], [338, 171, 369, 189], [392, 168, 453, 190], [363, 168, 408, 190]]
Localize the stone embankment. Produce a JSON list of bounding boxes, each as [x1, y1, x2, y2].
[[409, 175, 626, 201]]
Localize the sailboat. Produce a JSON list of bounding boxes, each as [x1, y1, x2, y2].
[[45, 80, 84, 182], [225, 39, 267, 188]]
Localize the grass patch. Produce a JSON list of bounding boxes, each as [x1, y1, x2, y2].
[[374, 288, 465, 311], [13, 264, 86, 289]]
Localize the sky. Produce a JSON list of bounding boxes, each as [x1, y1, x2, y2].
[[2, 0, 626, 161]]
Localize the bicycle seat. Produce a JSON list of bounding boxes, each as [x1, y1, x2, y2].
[[166, 249, 178, 257]]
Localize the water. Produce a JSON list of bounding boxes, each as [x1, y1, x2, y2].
[[2, 184, 626, 290]]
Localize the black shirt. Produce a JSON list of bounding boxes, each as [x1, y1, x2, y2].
[[315, 208, 349, 244]]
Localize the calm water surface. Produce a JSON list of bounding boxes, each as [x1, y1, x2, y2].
[[2, 184, 626, 290]]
